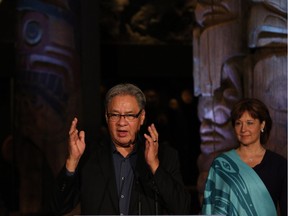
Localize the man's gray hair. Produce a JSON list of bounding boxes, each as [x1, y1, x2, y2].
[[105, 83, 146, 111]]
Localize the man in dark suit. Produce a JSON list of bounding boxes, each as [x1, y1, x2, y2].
[[50, 83, 191, 215]]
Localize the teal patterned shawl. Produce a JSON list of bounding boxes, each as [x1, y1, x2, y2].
[[202, 149, 277, 216]]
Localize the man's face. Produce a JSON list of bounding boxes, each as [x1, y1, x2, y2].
[[106, 95, 145, 147]]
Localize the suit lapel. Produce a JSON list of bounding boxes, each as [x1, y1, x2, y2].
[[97, 139, 119, 212]]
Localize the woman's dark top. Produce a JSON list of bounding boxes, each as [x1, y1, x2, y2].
[[254, 150, 287, 216]]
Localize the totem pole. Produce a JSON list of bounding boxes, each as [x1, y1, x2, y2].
[[14, 0, 81, 214], [244, 0, 287, 158], [193, 0, 249, 202]]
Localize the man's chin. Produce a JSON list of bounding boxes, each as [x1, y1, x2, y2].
[[115, 139, 134, 148]]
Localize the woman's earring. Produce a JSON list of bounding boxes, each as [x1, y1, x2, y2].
[[261, 128, 264, 133]]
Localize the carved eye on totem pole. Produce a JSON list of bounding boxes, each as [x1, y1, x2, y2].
[[23, 20, 42, 45]]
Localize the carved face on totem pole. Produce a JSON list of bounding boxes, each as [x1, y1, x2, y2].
[[197, 93, 238, 155], [15, 10, 80, 148], [193, 0, 243, 155], [247, 0, 287, 157]]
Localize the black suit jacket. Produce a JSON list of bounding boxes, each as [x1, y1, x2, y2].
[[50, 134, 191, 215]]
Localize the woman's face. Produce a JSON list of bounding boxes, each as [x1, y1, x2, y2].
[[234, 111, 265, 146]]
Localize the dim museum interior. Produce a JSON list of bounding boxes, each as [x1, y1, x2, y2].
[[0, 0, 286, 215]]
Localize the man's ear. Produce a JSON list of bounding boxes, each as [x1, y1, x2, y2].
[[105, 113, 108, 123], [140, 110, 145, 125]]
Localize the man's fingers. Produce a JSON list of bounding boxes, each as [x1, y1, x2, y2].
[[147, 124, 159, 144], [69, 117, 78, 134], [79, 131, 85, 142]]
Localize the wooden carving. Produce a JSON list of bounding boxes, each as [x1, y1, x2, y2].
[[245, 0, 287, 158], [193, 0, 248, 202], [14, 0, 81, 214]]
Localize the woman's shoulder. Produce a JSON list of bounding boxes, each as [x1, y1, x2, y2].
[[265, 149, 286, 160], [209, 149, 237, 164], [264, 149, 287, 167], [216, 149, 236, 158]]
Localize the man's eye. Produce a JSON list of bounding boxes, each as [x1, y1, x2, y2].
[[110, 114, 120, 118], [125, 114, 135, 120]]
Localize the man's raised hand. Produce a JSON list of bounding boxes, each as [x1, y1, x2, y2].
[[66, 117, 86, 172]]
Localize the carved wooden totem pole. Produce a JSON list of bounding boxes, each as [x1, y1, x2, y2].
[[193, 0, 248, 202], [244, 0, 287, 158], [14, 0, 81, 214], [194, 0, 287, 205]]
